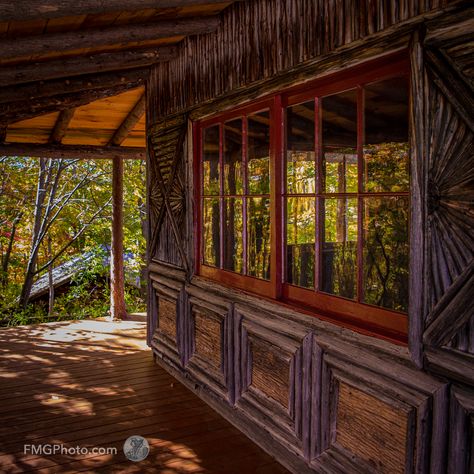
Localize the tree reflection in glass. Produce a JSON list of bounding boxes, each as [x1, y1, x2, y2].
[[202, 125, 220, 195], [321, 198, 358, 299], [224, 119, 243, 195], [223, 198, 243, 273], [363, 197, 409, 312], [203, 198, 220, 267], [248, 111, 270, 195], [286, 197, 315, 288], [322, 90, 358, 193], [248, 197, 270, 279]]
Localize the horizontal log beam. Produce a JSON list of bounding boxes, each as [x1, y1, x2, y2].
[[49, 109, 75, 144], [0, 18, 219, 61], [109, 94, 146, 146], [0, 47, 177, 87], [0, 0, 228, 22], [0, 68, 149, 105], [0, 143, 146, 160], [1, 80, 145, 125]]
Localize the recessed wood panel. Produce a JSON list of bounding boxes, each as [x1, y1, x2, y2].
[[158, 297, 176, 342], [336, 382, 408, 473], [250, 337, 290, 409], [194, 310, 222, 371]]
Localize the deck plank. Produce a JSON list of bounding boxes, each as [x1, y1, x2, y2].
[[0, 319, 288, 473]]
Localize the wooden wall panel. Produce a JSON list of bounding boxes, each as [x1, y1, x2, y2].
[[157, 297, 176, 342], [336, 382, 408, 473], [194, 310, 222, 369]]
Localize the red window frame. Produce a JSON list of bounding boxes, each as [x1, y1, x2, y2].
[[194, 52, 410, 344]]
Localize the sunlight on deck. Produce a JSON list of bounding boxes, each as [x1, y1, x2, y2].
[[0, 319, 287, 473]]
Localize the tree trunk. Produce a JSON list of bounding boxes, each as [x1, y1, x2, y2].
[[48, 236, 54, 316]]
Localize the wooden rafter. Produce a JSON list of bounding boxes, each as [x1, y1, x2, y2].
[[49, 109, 75, 145], [0, 47, 177, 87], [0, 18, 219, 61], [0, 0, 229, 22], [0, 68, 149, 105], [1, 79, 145, 125], [0, 143, 145, 160], [109, 94, 146, 146]]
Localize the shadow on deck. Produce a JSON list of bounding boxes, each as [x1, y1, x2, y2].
[[0, 319, 288, 473]]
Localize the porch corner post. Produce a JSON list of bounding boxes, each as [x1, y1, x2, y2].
[[111, 156, 126, 319]]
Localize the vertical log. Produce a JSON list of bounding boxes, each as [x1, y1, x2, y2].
[[111, 157, 126, 319]]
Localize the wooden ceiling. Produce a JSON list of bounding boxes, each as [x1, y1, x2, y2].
[[0, 1, 235, 156]]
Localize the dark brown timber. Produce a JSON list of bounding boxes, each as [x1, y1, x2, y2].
[[111, 157, 127, 320], [0, 144, 146, 160], [109, 94, 146, 146], [0, 47, 177, 87], [0, 68, 149, 105], [49, 109, 75, 144], [0, 0, 229, 22], [0, 18, 220, 61]]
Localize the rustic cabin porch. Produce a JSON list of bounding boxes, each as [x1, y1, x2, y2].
[[0, 319, 288, 473]]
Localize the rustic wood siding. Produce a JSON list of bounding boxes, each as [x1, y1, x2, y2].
[[158, 297, 176, 342], [149, 0, 456, 120], [194, 310, 222, 371]]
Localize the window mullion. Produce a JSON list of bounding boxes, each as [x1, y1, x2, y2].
[[242, 116, 248, 276], [315, 96, 322, 292], [219, 123, 224, 269], [357, 86, 364, 303]]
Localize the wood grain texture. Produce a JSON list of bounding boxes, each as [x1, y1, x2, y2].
[[194, 310, 222, 371], [158, 296, 177, 342], [250, 337, 290, 409], [336, 382, 408, 473]]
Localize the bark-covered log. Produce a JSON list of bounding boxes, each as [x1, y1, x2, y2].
[[109, 94, 146, 146], [0, 143, 145, 160], [0, 0, 229, 22], [49, 109, 75, 144], [0, 47, 177, 87], [0, 68, 149, 105], [0, 18, 220, 61]]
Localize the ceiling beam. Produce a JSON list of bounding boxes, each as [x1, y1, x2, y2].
[[0, 68, 149, 105], [1, 80, 145, 125], [0, 17, 219, 61], [0, 1, 229, 22], [0, 47, 177, 87], [0, 143, 146, 160], [109, 94, 146, 146], [49, 109, 76, 144]]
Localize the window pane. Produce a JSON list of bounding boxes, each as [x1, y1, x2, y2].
[[202, 125, 220, 195], [363, 196, 409, 312], [322, 90, 358, 194], [286, 197, 315, 288], [286, 101, 315, 194], [224, 119, 243, 195], [248, 197, 271, 279], [223, 198, 243, 273], [364, 77, 409, 192], [321, 198, 358, 299], [248, 111, 270, 194], [202, 198, 220, 267]]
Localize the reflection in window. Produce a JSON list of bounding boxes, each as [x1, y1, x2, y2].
[[322, 90, 358, 194], [363, 197, 409, 312], [224, 119, 243, 195], [223, 198, 243, 273], [286, 197, 315, 288], [248, 111, 270, 195], [203, 198, 220, 267], [364, 77, 409, 192], [287, 101, 315, 194], [248, 197, 271, 279], [203, 125, 220, 195], [321, 198, 357, 299]]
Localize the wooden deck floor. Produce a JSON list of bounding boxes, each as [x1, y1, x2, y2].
[[0, 319, 288, 474]]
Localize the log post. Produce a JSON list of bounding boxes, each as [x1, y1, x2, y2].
[[111, 157, 126, 319]]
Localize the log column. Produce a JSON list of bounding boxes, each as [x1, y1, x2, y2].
[[111, 157, 126, 319]]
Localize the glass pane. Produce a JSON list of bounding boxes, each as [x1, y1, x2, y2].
[[202, 198, 220, 267], [248, 111, 270, 195], [223, 198, 243, 273], [286, 101, 316, 194], [247, 197, 271, 279], [286, 197, 315, 288], [202, 125, 220, 195], [321, 198, 358, 299], [363, 196, 409, 312], [322, 90, 358, 194], [364, 77, 409, 192], [224, 119, 243, 195]]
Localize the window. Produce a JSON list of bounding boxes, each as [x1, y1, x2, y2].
[[196, 54, 410, 341]]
